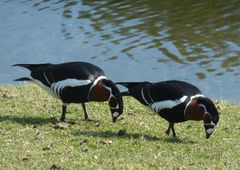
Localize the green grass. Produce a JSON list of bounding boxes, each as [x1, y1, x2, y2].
[[0, 85, 239, 169]]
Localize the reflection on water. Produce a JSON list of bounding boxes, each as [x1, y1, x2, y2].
[[30, 0, 239, 76], [0, 0, 239, 102]]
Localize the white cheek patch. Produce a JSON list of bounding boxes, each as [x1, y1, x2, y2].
[[112, 112, 119, 117], [207, 128, 214, 134]]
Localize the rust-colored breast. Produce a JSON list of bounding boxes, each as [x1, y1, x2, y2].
[[185, 99, 204, 121], [88, 80, 110, 102]]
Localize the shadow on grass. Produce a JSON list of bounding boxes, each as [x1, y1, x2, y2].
[[0, 114, 196, 144], [72, 130, 196, 144], [0, 114, 58, 125]]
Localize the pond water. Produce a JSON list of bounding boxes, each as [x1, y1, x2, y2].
[[0, 0, 239, 103]]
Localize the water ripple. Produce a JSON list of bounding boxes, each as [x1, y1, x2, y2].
[[25, 0, 240, 75], [1, 0, 239, 102]]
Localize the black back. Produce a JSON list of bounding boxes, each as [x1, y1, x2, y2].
[[149, 80, 202, 101], [118, 80, 202, 104], [118, 80, 203, 123], [149, 81, 202, 122], [13, 62, 105, 87], [31, 62, 105, 85]]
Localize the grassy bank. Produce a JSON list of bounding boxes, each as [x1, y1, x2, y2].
[[0, 85, 239, 169]]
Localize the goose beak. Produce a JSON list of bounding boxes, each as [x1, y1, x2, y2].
[[206, 133, 211, 139], [112, 117, 117, 123]]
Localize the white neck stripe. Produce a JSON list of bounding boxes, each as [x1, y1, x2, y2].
[[184, 94, 204, 115], [89, 76, 108, 92], [88, 76, 108, 100]]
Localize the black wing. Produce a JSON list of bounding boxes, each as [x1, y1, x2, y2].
[[149, 80, 202, 101], [44, 62, 105, 82]]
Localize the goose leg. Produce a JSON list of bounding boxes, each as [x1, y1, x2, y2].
[[165, 123, 177, 137], [171, 123, 177, 137], [165, 122, 171, 135], [60, 105, 67, 122], [81, 103, 89, 121]]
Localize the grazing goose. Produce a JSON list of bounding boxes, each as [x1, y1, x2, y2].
[[117, 80, 219, 139], [13, 62, 123, 122]]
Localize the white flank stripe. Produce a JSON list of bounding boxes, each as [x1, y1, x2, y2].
[[150, 95, 188, 112], [33, 77, 107, 99], [54, 82, 62, 96], [51, 78, 92, 96]]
